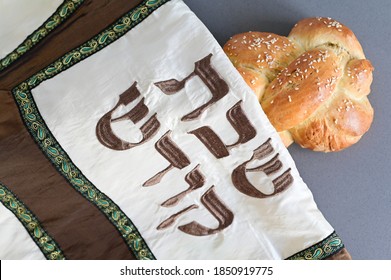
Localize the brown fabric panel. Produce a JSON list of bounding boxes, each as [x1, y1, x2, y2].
[[325, 248, 352, 260], [0, 90, 24, 140], [0, 0, 144, 90], [0, 91, 134, 259]]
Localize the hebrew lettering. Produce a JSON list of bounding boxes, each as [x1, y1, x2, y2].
[[96, 82, 160, 150], [232, 138, 294, 198], [143, 131, 191, 187], [154, 53, 229, 121]]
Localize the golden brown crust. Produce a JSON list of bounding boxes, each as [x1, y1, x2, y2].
[[223, 17, 374, 152], [224, 32, 303, 81], [262, 49, 343, 131], [340, 59, 374, 99], [235, 66, 269, 100], [289, 17, 365, 59], [290, 91, 374, 152]]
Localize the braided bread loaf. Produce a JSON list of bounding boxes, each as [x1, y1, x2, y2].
[[223, 17, 374, 152]]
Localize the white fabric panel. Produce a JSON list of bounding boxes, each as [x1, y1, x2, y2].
[[0, 203, 45, 260], [0, 0, 63, 59], [31, 0, 333, 259]]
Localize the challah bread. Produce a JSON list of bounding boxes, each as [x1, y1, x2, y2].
[[224, 17, 374, 152]]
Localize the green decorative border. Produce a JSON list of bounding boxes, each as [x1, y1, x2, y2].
[[0, 182, 65, 260], [286, 231, 345, 260], [12, 0, 171, 260], [0, 0, 85, 72], [13, 0, 170, 84]]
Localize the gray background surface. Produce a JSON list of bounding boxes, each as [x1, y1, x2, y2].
[[184, 0, 391, 260]]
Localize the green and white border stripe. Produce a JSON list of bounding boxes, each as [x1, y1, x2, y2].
[[0, 182, 66, 260], [0, 0, 85, 72], [286, 231, 345, 260]]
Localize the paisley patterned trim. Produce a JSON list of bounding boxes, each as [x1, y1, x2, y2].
[[12, 0, 171, 260], [18, 0, 171, 84], [286, 231, 345, 260], [0, 0, 85, 72], [0, 182, 65, 260]]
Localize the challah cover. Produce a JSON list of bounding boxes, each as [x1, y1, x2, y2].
[[1, 0, 345, 259]]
